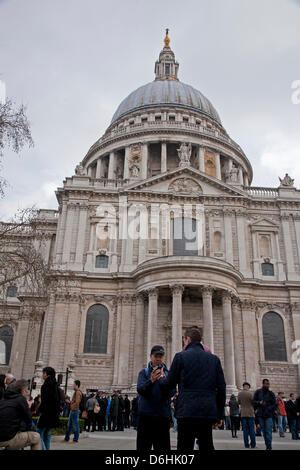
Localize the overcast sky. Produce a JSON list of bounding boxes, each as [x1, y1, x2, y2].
[[1, 0, 300, 219]]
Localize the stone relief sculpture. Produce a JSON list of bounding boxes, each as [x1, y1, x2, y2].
[[279, 173, 294, 187], [225, 163, 238, 183], [130, 164, 140, 178], [177, 142, 192, 167], [75, 163, 87, 176], [168, 177, 202, 195]]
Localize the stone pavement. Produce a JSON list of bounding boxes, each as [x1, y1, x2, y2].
[[51, 428, 300, 450]]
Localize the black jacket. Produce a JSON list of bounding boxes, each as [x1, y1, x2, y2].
[[285, 399, 298, 420], [0, 389, 33, 441], [253, 388, 276, 418], [160, 341, 226, 421], [37, 376, 60, 429], [137, 362, 175, 418]]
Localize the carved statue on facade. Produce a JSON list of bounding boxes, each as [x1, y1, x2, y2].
[[130, 164, 139, 178], [75, 163, 87, 176], [279, 173, 294, 187], [225, 163, 238, 183], [169, 177, 202, 195], [177, 142, 192, 167]]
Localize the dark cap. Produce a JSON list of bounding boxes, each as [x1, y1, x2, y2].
[[151, 345, 165, 356]]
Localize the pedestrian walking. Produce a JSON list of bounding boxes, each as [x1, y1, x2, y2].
[[37, 366, 61, 450], [124, 394, 131, 428], [238, 382, 256, 448], [85, 393, 97, 432], [131, 394, 139, 430], [0, 379, 42, 450], [61, 380, 82, 444], [136, 345, 175, 451], [229, 394, 239, 438], [224, 404, 231, 430], [110, 391, 119, 431], [285, 393, 299, 440], [276, 392, 287, 437], [98, 393, 108, 431], [253, 379, 276, 450], [160, 327, 226, 451]]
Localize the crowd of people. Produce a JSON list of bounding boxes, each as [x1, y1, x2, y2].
[[0, 326, 300, 451]]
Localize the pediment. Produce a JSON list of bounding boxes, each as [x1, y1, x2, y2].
[[124, 167, 246, 198], [250, 217, 279, 231]]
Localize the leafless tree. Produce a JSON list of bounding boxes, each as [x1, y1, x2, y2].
[[0, 98, 34, 197]]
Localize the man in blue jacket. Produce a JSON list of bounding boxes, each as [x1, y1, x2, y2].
[[136, 345, 175, 451], [253, 379, 276, 450], [160, 327, 226, 451]]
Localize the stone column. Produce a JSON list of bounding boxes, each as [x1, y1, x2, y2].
[[224, 209, 234, 265], [117, 294, 133, 386], [96, 157, 102, 178], [201, 286, 214, 353], [282, 214, 297, 280], [232, 298, 244, 389], [161, 141, 167, 173], [108, 151, 115, 179], [215, 153, 221, 180], [124, 146, 130, 179], [133, 293, 145, 382], [238, 166, 243, 185], [170, 284, 184, 359], [236, 210, 251, 277], [74, 204, 88, 268], [222, 291, 237, 393], [198, 146, 205, 172], [113, 296, 122, 385], [62, 204, 76, 263], [146, 288, 158, 358], [142, 143, 148, 179], [240, 300, 260, 389]]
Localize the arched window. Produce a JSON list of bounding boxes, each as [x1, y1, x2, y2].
[[84, 304, 109, 354], [0, 326, 14, 365], [262, 311, 287, 361], [173, 217, 198, 256], [95, 255, 109, 268]]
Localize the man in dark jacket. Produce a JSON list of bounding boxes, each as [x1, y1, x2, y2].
[[253, 379, 276, 450], [160, 327, 226, 451], [97, 393, 108, 431], [37, 366, 61, 450], [131, 394, 139, 429], [109, 391, 120, 431], [137, 345, 175, 451], [117, 391, 125, 431], [0, 379, 42, 450], [124, 394, 131, 428], [285, 393, 300, 440]]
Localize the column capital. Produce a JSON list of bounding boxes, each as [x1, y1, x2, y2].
[[240, 298, 257, 311], [201, 285, 214, 297], [221, 290, 234, 302], [145, 287, 159, 298], [169, 284, 184, 296]]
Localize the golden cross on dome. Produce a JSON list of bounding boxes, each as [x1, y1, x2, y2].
[[164, 28, 170, 48]]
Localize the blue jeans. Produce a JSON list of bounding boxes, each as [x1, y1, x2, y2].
[[64, 410, 80, 442], [258, 417, 273, 450], [289, 419, 299, 439], [277, 415, 287, 436], [171, 408, 177, 431], [37, 427, 51, 450], [241, 417, 256, 448]]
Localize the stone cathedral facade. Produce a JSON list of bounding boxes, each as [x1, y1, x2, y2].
[[1, 32, 300, 395]]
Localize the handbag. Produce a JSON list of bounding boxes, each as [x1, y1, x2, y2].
[[94, 403, 100, 414], [81, 410, 88, 419]]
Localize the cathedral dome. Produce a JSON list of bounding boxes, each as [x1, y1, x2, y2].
[[110, 80, 222, 125]]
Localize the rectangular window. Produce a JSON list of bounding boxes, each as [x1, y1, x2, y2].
[[262, 263, 274, 276], [165, 64, 170, 75], [155, 115, 161, 121]]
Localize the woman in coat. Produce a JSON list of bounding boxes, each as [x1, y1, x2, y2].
[[37, 366, 60, 450], [229, 394, 240, 438]]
